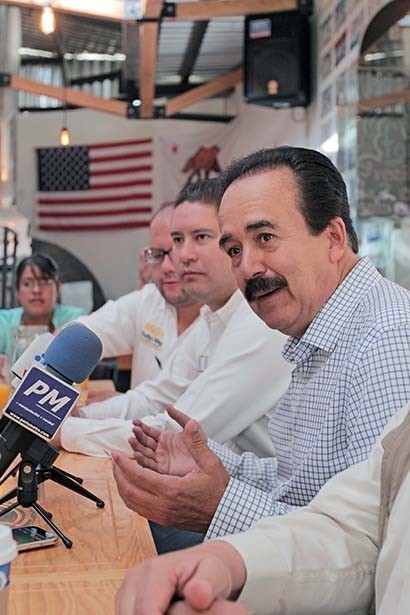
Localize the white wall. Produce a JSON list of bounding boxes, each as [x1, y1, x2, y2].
[[16, 100, 310, 300], [16, 109, 226, 299], [222, 93, 310, 160]]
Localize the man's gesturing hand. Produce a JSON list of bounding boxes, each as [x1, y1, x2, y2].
[[115, 541, 248, 615], [112, 407, 230, 532], [130, 406, 203, 476]]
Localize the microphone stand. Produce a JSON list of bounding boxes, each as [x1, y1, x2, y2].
[[0, 438, 104, 548]]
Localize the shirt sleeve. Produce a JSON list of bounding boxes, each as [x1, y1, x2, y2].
[[60, 417, 134, 457], [207, 326, 410, 539], [174, 314, 290, 446], [76, 290, 143, 358], [218, 407, 410, 615], [343, 325, 410, 468], [65, 320, 203, 423], [60, 413, 180, 457], [220, 451, 381, 615], [206, 444, 288, 539]]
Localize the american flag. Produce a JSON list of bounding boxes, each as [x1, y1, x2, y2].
[[36, 138, 153, 232]]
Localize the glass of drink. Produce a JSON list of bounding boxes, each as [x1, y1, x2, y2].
[[0, 356, 11, 412], [9, 325, 48, 366]]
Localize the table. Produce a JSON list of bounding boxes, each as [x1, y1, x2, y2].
[[6, 452, 157, 614], [88, 379, 116, 392]]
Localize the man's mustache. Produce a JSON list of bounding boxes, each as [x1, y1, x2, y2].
[[245, 275, 287, 302]]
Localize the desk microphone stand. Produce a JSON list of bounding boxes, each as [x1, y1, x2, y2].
[[0, 438, 104, 548]]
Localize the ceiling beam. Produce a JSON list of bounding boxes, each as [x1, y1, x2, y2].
[[171, 0, 298, 21], [179, 21, 209, 82], [141, 0, 163, 19], [166, 67, 242, 117], [138, 0, 163, 118], [9, 74, 128, 116], [0, 0, 126, 23], [125, 79, 235, 98], [358, 89, 410, 112], [0, 0, 299, 21]]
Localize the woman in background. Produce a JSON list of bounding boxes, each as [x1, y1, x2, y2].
[[0, 253, 85, 356]]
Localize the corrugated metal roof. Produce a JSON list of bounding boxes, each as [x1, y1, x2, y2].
[[20, 4, 243, 99]]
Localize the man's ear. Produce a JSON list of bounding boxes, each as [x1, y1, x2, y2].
[[326, 217, 348, 264]]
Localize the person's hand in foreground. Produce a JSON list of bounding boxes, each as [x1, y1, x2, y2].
[[111, 406, 230, 532], [167, 601, 250, 614], [115, 541, 248, 615]]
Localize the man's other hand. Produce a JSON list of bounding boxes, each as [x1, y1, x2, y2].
[[112, 407, 230, 532], [115, 541, 247, 615], [130, 406, 202, 476]]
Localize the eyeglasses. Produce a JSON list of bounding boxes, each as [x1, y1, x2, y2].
[[20, 278, 55, 290], [144, 247, 173, 264]]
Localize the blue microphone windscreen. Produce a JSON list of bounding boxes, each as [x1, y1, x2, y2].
[[44, 323, 103, 383]]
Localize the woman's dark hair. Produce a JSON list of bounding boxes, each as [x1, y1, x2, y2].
[[16, 253, 60, 288], [218, 146, 359, 254], [174, 178, 221, 208]]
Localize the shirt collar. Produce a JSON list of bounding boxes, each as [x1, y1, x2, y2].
[[283, 257, 383, 362], [200, 289, 243, 327]]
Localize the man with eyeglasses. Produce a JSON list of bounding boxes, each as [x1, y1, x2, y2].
[[75, 202, 201, 399]]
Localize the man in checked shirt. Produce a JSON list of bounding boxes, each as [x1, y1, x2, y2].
[[112, 146, 410, 553]]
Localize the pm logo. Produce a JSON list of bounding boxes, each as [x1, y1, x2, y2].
[[23, 380, 71, 413]]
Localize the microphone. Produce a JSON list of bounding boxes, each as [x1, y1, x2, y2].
[[44, 323, 102, 384], [0, 323, 102, 478]]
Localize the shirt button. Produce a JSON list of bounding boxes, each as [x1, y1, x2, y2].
[[296, 372, 303, 381]]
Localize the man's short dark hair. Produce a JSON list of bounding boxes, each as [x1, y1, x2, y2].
[[174, 178, 221, 208], [219, 146, 359, 254]]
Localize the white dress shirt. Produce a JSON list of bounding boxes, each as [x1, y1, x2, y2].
[[61, 290, 292, 457], [77, 283, 195, 388]]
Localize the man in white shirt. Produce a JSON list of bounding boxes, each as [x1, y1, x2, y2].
[[115, 400, 410, 615], [76, 203, 201, 395], [59, 179, 290, 462]]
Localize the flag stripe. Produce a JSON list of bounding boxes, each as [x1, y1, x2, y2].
[[89, 138, 152, 150], [89, 158, 151, 173], [38, 192, 152, 205], [38, 206, 152, 218], [89, 144, 153, 160], [40, 210, 150, 223], [38, 184, 151, 200], [38, 220, 151, 232], [91, 172, 150, 186], [89, 178, 152, 190], [91, 151, 152, 163], [38, 200, 152, 215], [91, 164, 152, 177]]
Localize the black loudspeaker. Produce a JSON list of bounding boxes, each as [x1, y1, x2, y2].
[[244, 10, 311, 109]]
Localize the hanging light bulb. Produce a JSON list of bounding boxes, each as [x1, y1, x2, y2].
[[40, 3, 56, 35], [60, 127, 70, 147]]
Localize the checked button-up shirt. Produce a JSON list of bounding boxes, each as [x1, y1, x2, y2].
[[206, 257, 410, 539]]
